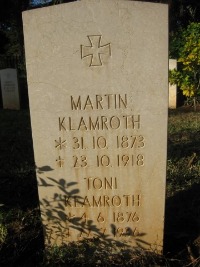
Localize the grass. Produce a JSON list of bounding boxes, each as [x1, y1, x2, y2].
[[0, 108, 199, 266], [167, 109, 200, 196]]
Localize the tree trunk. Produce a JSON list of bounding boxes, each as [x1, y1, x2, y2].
[[193, 97, 197, 112]]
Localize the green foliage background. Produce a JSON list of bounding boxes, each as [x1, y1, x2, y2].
[[169, 22, 200, 100]]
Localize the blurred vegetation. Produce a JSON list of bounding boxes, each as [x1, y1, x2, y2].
[[169, 23, 200, 110]]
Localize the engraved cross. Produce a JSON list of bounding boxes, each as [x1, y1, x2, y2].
[[81, 35, 111, 66], [56, 156, 64, 168]]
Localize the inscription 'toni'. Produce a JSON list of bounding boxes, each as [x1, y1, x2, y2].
[[81, 35, 111, 67]]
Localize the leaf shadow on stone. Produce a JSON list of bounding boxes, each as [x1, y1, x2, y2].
[[37, 165, 149, 251]]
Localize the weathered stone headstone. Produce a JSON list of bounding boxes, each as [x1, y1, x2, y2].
[[169, 59, 177, 109], [23, 0, 168, 251], [0, 68, 20, 110]]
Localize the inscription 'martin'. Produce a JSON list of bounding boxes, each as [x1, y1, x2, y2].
[[81, 35, 111, 67], [71, 94, 127, 110]]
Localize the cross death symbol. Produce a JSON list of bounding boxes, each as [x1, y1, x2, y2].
[[56, 156, 65, 168], [55, 137, 67, 150], [81, 35, 111, 66]]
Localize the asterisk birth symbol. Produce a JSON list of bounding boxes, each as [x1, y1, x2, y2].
[[55, 137, 67, 150]]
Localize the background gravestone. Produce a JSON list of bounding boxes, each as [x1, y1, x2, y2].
[[0, 68, 20, 110], [169, 59, 177, 109], [23, 0, 168, 251]]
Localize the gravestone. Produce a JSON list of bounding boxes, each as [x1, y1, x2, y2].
[[169, 59, 177, 109], [23, 0, 168, 251], [0, 68, 20, 110]]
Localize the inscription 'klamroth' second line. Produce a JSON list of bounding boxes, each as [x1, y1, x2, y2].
[[59, 115, 141, 131]]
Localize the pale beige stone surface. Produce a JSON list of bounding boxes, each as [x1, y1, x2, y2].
[[23, 0, 168, 251], [169, 59, 177, 109], [0, 68, 20, 110]]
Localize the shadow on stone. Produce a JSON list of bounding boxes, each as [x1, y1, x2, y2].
[[37, 165, 149, 250]]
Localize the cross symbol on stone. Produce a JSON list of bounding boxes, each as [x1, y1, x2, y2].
[[81, 35, 111, 66], [56, 156, 64, 168]]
